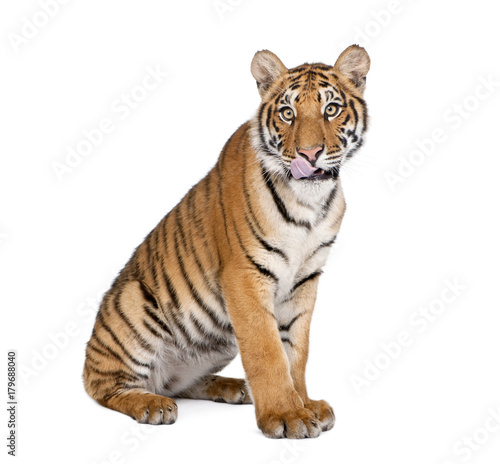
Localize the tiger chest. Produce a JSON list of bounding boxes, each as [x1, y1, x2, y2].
[[263, 222, 335, 304]]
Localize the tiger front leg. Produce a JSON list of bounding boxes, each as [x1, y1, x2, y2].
[[280, 275, 335, 432], [221, 267, 322, 439]]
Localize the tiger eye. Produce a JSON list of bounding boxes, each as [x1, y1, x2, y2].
[[325, 103, 340, 119], [280, 107, 294, 123]]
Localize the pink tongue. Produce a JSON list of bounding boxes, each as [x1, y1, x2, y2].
[[290, 157, 318, 179]]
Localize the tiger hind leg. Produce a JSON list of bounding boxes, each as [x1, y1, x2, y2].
[[177, 375, 252, 404], [83, 280, 178, 425]]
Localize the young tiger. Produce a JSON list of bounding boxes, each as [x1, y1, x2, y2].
[[83, 45, 370, 439]]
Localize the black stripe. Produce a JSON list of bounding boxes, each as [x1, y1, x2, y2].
[[143, 304, 173, 337], [308, 236, 337, 260], [129, 258, 142, 281], [187, 187, 204, 237], [338, 86, 346, 101], [160, 266, 181, 309], [313, 64, 333, 72], [261, 165, 311, 229], [345, 137, 364, 159], [315, 71, 330, 81], [266, 105, 273, 131], [346, 129, 358, 143], [232, 219, 279, 283], [101, 385, 143, 402], [205, 175, 222, 268], [100, 295, 112, 317], [242, 162, 265, 236], [279, 313, 304, 332], [289, 65, 309, 74], [144, 231, 160, 290], [245, 213, 288, 262], [188, 183, 212, 250], [175, 207, 189, 251], [351, 95, 368, 129], [275, 90, 284, 105], [216, 151, 232, 249], [204, 174, 211, 208], [85, 352, 102, 367], [281, 337, 294, 347], [113, 291, 155, 354], [272, 119, 280, 134], [88, 378, 112, 389], [257, 102, 274, 156], [142, 319, 162, 339], [85, 364, 142, 382], [87, 341, 111, 359], [248, 254, 279, 282], [138, 280, 159, 309], [173, 232, 232, 333], [349, 99, 359, 127], [319, 186, 337, 218], [190, 181, 218, 267], [292, 270, 322, 293]]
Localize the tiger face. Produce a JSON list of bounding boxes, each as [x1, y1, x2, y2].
[[250, 45, 370, 185]]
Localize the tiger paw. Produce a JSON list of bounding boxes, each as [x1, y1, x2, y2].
[[257, 407, 322, 439], [304, 399, 335, 431], [134, 395, 178, 425], [110, 392, 178, 425], [207, 376, 252, 404]]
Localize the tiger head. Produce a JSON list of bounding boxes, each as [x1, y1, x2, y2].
[[250, 45, 370, 185]]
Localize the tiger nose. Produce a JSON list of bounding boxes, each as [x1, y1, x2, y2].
[[297, 145, 324, 165]]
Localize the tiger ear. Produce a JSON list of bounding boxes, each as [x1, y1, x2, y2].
[[333, 45, 370, 93], [251, 50, 287, 98]]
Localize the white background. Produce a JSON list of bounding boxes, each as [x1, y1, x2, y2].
[[1, 1, 500, 463]]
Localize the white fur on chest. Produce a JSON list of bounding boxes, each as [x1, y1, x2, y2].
[[273, 220, 333, 302]]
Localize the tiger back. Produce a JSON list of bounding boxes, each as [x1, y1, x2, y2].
[[83, 45, 370, 439]]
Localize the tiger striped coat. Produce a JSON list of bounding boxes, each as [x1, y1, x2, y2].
[[83, 45, 370, 439]]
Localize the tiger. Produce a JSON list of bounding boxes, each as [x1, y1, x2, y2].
[[83, 44, 370, 439]]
